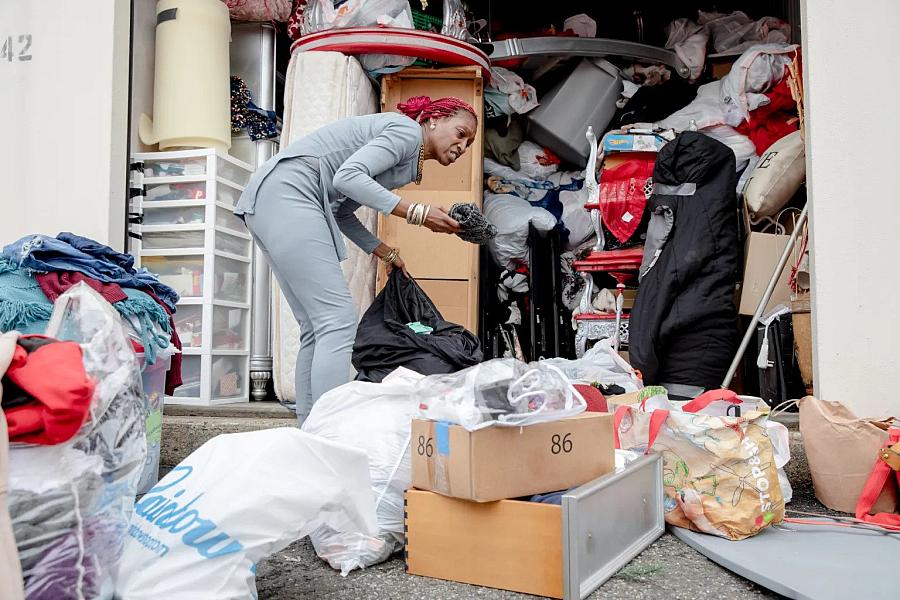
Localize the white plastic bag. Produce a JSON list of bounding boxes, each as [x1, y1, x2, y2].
[[483, 193, 557, 269], [719, 43, 798, 126], [416, 359, 587, 430], [441, 0, 468, 40], [115, 429, 378, 600], [300, 368, 423, 575], [665, 18, 709, 82], [541, 339, 642, 391], [558, 183, 595, 250], [9, 283, 146, 599], [518, 141, 560, 180], [302, 0, 413, 34], [488, 67, 539, 115]]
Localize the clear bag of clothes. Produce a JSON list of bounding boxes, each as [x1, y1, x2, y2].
[[302, 0, 413, 34], [8, 283, 146, 599], [416, 359, 587, 431]]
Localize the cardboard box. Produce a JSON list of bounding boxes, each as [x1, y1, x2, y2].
[[605, 390, 642, 412], [411, 413, 615, 502], [739, 231, 793, 316], [791, 294, 813, 388], [405, 455, 665, 599]]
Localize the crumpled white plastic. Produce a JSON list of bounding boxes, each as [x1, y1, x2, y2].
[[301, 368, 424, 576]]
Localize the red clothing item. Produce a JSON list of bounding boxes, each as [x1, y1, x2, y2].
[[574, 384, 609, 413], [735, 76, 799, 155], [597, 158, 656, 243], [145, 291, 183, 396], [36, 271, 128, 304], [3, 336, 95, 445]]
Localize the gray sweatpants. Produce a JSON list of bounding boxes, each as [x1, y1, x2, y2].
[[244, 160, 357, 424]]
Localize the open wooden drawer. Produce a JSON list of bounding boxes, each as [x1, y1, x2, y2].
[[405, 454, 664, 599]]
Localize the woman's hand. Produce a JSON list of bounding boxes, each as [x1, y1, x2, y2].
[[374, 243, 409, 277], [387, 254, 408, 277], [423, 207, 461, 234]]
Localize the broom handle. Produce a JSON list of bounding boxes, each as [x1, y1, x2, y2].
[[721, 203, 809, 389]]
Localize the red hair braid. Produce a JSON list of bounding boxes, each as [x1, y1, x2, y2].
[[397, 95, 477, 123]]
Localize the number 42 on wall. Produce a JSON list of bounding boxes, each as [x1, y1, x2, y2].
[[2, 35, 33, 62]]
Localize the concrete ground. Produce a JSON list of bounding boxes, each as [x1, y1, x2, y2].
[[161, 405, 829, 600]]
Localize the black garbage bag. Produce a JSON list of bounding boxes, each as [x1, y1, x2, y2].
[[352, 272, 483, 383]]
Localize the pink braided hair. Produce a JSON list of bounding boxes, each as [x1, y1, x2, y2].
[[397, 96, 477, 124]]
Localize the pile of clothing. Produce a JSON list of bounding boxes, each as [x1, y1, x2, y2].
[[0, 233, 182, 393], [650, 43, 801, 169]]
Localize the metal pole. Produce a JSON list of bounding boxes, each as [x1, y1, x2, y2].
[[243, 24, 277, 400], [721, 203, 808, 389]]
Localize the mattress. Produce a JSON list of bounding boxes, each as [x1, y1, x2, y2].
[[273, 51, 379, 403]]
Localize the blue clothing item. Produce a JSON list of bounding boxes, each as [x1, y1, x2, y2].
[[234, 112, 423, 261], [529, 488, 575, 505], [2, 234, 179, 311], [0, 258, 173, 368]]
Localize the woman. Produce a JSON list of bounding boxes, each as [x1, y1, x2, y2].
[[234, 95, 479, 423]]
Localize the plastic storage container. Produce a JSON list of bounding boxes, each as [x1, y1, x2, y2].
[[136, 352, 173, 495], [174, 304, 204, 347], [132, 148, 253, 406], [526, 58, 624, 167]]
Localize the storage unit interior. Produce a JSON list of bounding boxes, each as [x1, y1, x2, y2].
[[130, 0, 807, 402]]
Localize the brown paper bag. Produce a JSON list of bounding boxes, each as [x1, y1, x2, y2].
[[799, 396, 898, 514]]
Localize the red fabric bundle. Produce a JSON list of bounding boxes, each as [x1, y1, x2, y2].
[[598, 158, 656, 243], [3, 336, 95, 445], [736, 76, 799, 155]]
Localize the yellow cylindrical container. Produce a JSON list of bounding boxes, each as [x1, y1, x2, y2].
[[140, 0, 232, 151]]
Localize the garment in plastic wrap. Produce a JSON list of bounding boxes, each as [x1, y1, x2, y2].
[[8, 283, 146, 600], [517, 142, 560, 180], [665, 18, 709, 82], [559, 181, 595, 251], [483, 193, 557, 269], [302, 0, 413, 33], [699, 11, 791, 55], [116, 429, 378, 599], [416, 359, 587, 431], [301, 368, 423, 575], [225, 0, 293, 22], [301, 0, 416, 71], [540, 339, 642, 392], [719, 44, 798, 127], [441, 0, 467, 40], [485, 67, 539, 117]]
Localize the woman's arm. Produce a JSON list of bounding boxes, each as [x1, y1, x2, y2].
[[331, 120, 417, 215]]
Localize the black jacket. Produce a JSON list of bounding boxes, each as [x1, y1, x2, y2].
[[629, 132, 739, 389]]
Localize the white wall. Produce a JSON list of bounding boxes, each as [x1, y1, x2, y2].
[[0, 0, 131, 251], [802, 0, 900, 418]]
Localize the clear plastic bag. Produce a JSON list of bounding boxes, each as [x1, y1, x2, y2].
[[540, 339, 643, 392], [301, 368, 423, 575], [302, 0, 413, 35], [441, 0, 468, 40], [8, 283, 146, 599], [416, 359, 587, 431]]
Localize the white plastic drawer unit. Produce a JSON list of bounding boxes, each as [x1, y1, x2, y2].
[[174, 304, 203, 348], [212, 305, 250, 351], [172, 354, 249, 404], [137, 149, 253, 188], [141, 229, 206, 250]]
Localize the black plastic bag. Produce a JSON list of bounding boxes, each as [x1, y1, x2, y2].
[[352, 272, 483, 383]]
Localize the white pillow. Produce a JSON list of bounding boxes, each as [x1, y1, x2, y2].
[[744, 130, 805, 218]]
